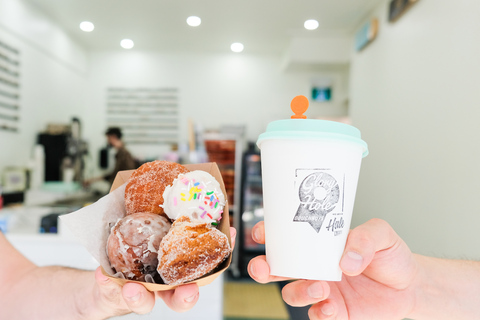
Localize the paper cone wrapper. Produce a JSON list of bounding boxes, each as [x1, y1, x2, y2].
[[61, 162, 232, 291]]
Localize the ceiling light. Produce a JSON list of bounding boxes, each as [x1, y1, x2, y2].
[[120, 39, 134, 49], [79, 21, 94, 32], [304, 19, 319, 30], [186, 16, 201, 27], [231, 42, 244, 53]]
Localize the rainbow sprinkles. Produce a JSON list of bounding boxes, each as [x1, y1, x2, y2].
[[162, 170, 226, 223]]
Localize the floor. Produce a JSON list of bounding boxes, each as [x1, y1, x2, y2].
[[223, 279, 310, 320]]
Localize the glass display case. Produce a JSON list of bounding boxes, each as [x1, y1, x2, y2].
[[239, 143, 265, 277]]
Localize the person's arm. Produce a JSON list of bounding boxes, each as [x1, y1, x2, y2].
[[84, 147, 137, 187], [0, 228, 237, 319], [248, 219, 480, 320], [409, 255, 480, 319], [99, 148, 136, 185], [0, 232, 170, 319]]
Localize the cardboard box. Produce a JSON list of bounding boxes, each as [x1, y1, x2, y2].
[[63, 162, 232, 291]]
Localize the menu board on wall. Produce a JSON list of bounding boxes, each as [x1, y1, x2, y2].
[[106, 87, 179, 145], [0, 39, 20, 133]]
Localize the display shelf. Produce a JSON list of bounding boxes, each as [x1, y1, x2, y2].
[[203, 131, 244, 278]]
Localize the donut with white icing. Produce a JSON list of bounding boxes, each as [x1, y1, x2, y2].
[[106, 212, 171, 282], [162, 170, 226, 223]]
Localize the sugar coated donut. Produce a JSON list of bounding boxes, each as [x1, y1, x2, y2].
[[162, 170, 226, 223], [125, 160, 189, 216], [107, 212, 171, 282], [157, 216, 231, 285]]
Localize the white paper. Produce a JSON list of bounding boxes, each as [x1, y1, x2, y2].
[[60, 183, 127, 275]]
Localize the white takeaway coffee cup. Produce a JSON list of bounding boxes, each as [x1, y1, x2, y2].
[[256, 96, 368, 281]]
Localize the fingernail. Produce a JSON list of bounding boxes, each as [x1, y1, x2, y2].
[[249, 263, 256, 278], [126, 293, 141, 302], [307, 282, 324, 299], [322, 303, 335, 316], [97, 271, 110, 283], [340, 251, 363, 273], [253, 228, 261, 242], [185, 293, 198, 303], [230, 228, 237, 238]]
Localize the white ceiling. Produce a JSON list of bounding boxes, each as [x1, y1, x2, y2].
[[25, 0, 384, 55]]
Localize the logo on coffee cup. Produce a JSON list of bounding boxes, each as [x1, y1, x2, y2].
[[293, 170, 342, 233]]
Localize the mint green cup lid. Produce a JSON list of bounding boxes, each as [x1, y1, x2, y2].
[[256, 96, 368, 157], [257, 119, 368, 157]]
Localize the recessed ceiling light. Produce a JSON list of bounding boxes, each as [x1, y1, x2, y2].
[[304, 19, 319, 30], [186, 16, 201, 27], [79, 21, 94, 32], [120, 39, 134, 49], [231, 42, 244, 53]]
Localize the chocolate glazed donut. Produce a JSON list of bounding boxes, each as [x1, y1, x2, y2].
[[107, 212, 171, 282]]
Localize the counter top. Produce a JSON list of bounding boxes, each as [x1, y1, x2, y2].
[[1, 204, 99, 270]]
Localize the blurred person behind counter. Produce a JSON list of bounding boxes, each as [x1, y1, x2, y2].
[[85, 127, 138, 187]]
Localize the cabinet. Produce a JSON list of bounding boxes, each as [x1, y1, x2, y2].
[[203, 131, 244, 277]]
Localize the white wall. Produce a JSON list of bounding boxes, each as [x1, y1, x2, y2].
[[285, 35, 352, 65], [0, 0, 350, 183], [0, 0, 88, 175], [0, 0, 354, 181], [87, 51, 349, 163], [350, 0, 480, 259]]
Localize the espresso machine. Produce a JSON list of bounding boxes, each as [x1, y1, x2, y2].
[[37, 117, 88, 182]]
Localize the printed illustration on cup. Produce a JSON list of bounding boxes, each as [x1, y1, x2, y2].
[[293, 169, 344, 233]]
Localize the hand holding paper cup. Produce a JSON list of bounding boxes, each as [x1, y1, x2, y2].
[[256, 96, 368, 281]]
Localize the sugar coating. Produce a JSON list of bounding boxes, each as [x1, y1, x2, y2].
[[124, 160, 189, 215], [107, 212, 171, 281], [162, 170, 226, 223], [157, 216, 231, 285]]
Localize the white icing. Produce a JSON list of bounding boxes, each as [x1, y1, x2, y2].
[[146, 236, 157, 254], [106, 212, 171, 281], [162, 170, 226, 223]]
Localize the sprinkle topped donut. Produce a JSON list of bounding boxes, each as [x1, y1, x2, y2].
[[162, 170, 226, 224]]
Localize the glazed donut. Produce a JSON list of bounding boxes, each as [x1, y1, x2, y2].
[[124, 160, 189, 216], [157, 216, 231, 285], [162, 170, 226, 223], [107, 212, 171, 282]]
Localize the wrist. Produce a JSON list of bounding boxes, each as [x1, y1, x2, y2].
[[407, 255, 480, 320], [74, 271, 112, 320], [406, 254, 430, 319]]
